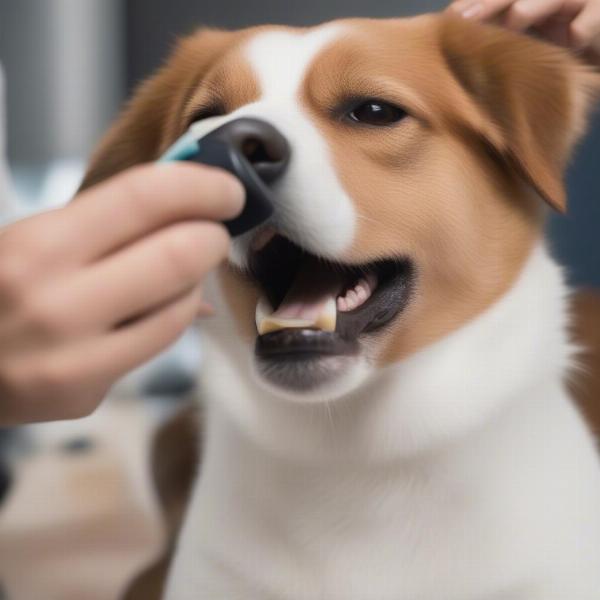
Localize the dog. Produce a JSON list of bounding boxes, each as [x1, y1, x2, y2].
[[81, 13, 600, 600]]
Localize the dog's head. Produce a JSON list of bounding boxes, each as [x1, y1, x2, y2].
[[82, 15, 599, 403]]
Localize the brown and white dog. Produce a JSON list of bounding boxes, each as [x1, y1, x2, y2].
[[82, 14, 600, 600]]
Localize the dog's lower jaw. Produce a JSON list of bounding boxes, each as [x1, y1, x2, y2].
[[165, 244, 600, 600]]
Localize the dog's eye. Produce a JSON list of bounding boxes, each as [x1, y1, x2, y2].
[[348, 101, 406, 126]]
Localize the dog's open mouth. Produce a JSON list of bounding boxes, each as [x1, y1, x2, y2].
[[245, 232, 414, 371]]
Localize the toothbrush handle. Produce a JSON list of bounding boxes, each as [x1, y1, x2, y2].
[[160, 137, 274, 237]]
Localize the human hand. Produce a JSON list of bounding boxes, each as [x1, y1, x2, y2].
[[447, 0, 600, 63], [0, 163, 244, 425]]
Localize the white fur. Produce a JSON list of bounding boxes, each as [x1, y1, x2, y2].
[[189, 26, 356, 268], [197, 25, 372, 402], [165, 28, 600, 600], [168, 244, 600, 600]]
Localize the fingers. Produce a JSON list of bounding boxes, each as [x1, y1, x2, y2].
[[69, 162, 245, 264], [446, 0, 600, 59], [447, 0, 514, 19], [571, 0, 600, 51], [0, 218, 228, 351], [0, 222, 227, 350], [65, 285, 205, 390], [63, 221, 229, 328], [446, 0, 586, 30], [0, 286, 205, 424], [503, 0, 575, 31], [0, 162, 244, 279]]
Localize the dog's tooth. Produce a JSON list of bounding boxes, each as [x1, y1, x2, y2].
[[255, 297, 274, 332], [315, 297, 337, 332], [355, 283, 367, 302], [347, 289, 359, 310], [337, 296, 348, 312], [258, 316, 318, 335], [365, 272, 378, 292], [256, 297, 337, 334]]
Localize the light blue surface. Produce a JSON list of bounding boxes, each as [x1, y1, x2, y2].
[[159, 130, 202, 163]]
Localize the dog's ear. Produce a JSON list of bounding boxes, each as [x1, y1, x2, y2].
[[439, 16, 600, 212], [79, 29, 234, 191]]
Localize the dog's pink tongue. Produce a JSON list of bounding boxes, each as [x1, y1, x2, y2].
[[272, 262, 343, 320]]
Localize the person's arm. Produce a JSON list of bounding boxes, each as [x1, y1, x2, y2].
[[0, 162, 244, 425], [447, 0, 600, 63]]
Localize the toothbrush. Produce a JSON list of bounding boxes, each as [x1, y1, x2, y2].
[[159, 126, 274, 237]]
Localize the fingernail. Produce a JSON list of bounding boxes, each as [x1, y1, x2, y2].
[[447, 0, 468, 11], [460, 2, 483, 18]]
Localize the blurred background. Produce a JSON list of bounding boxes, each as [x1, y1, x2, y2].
[[0, 1, 599, 599]]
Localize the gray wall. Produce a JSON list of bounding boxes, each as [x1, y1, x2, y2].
[[0, 0, 124, 163], [125, 0, 442, 90]]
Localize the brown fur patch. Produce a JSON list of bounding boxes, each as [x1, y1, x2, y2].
[[181, 49, 261, 128], [301, 16, 598, 364], [79, 28, 260, 191]]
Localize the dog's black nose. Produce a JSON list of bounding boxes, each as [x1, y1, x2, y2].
[[205, 117, 290, 183]]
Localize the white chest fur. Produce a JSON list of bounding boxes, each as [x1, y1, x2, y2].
[[166, 245, 600, 599]]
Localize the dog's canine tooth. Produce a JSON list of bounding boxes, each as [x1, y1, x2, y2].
[[255, 297, 337, 335], [314, 297, 337, 332], [255, 297, 273, 328], [258, 316, 319, 335]]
